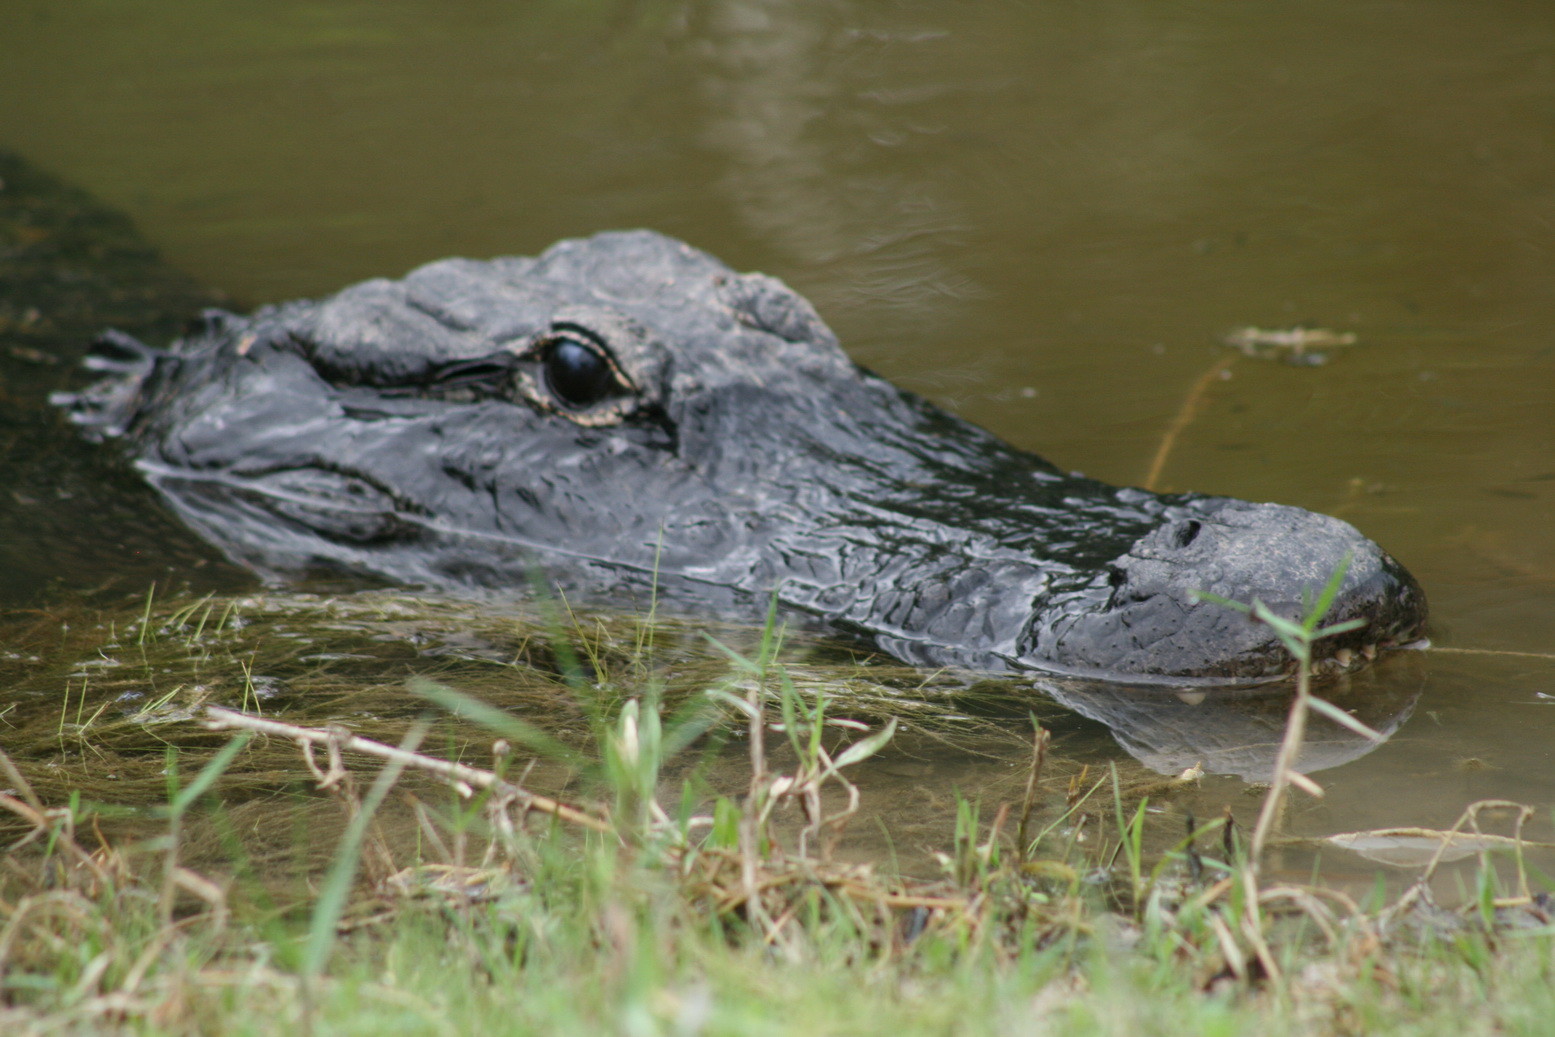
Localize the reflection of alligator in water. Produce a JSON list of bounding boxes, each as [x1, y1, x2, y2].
[[59, 223, 1426, 685], [1037, 662, 1423, 780]]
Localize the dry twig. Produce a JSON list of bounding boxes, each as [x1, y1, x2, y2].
[[202, 706, 611, 835]]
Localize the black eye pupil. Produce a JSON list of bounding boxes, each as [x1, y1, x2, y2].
[[544, 338, 614, 407]]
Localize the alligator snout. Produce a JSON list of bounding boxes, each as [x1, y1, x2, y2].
[[1027, 498, 1428, 683]]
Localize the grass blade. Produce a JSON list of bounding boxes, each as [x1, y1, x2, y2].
[[410, 677, 584, 767], [831, 718, 898, 771], [169, 731, 253, 816], [302, 722, 427, 978], [1305, 695, 1385, 742]]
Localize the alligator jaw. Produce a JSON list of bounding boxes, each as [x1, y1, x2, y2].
[[1020, 497, 1428, 686]]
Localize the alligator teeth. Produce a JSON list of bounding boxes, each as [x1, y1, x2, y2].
[[1334, 648, 1354, 668], [1360, 643, 1378, 661], [1176, 690, 1206, 705]]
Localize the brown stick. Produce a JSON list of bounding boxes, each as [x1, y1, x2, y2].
[[202, 706, 612, 835], [1430, 646, 1555, 661], [1143, 354, 1236, 491]]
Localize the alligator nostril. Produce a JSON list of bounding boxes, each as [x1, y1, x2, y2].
[[1107, 566, 1127, 589], [1172, 520, 1202, 549]]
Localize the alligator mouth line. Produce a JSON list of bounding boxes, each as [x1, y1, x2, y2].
[[985, 635, 1428, 691], [1311, 636, 1431, 676], [138, 460, 684, 576]]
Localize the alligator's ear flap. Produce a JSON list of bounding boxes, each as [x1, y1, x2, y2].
[[714, 272, 840, 349]]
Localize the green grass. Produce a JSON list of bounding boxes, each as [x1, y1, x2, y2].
[[0, 586, 1552, 1035], [3, 774, 1551, 1036]]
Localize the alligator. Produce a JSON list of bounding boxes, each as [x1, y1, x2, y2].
[[61, 229, 1427, 686]]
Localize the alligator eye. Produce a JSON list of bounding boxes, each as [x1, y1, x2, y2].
[[543, 337, 616, 408]]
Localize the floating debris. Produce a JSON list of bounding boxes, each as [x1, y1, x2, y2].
[[1324, 826, 1555, 867], [1222, 326, 1358, 366]]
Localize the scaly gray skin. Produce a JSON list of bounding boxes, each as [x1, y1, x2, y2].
[[64, 230, 1426, 685]]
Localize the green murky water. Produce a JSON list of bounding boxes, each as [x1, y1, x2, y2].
[[1, 0, 1553, 884]]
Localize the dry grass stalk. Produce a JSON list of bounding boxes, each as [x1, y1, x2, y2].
[[1015, 724, 1051, 859], [0, 749, 118, 891], [202, 705, 611, 835], [1388, 799, 1539, 919]]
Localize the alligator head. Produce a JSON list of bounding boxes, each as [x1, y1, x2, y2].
[[62, 230, 1426, 685]]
